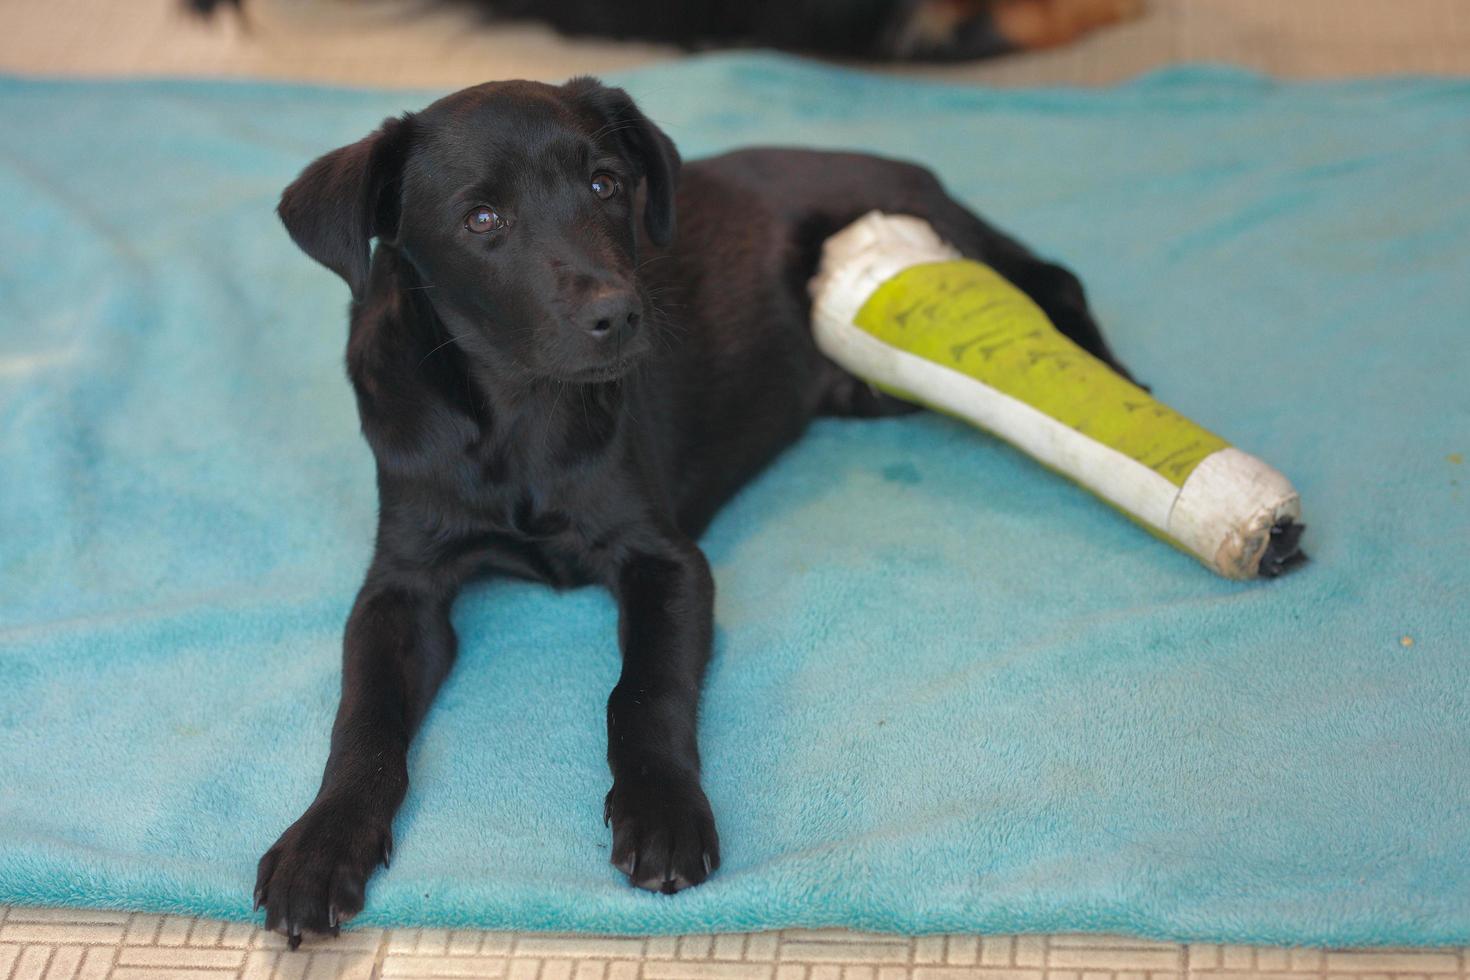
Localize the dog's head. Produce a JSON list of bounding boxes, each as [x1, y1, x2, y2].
[[278, 77, 679, 383]]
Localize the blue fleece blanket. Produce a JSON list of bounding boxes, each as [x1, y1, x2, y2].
[[1, 56, 1467, 947]]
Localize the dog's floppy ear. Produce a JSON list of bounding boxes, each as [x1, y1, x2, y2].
[[565, 78, 681, 247], [277, 114, 413, 298]]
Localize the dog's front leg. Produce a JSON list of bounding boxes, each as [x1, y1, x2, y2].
[[255, 572, 459, 946], [604, 538, 721, 893]]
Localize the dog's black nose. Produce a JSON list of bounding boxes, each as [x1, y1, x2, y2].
[[584, 289, 642, 339]]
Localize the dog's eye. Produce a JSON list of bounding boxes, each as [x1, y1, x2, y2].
[[590, 173, 620, 201], [464, 206, 505, 234]]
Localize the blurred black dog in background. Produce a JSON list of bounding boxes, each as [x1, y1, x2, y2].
[[190, 0, 1141, 61]]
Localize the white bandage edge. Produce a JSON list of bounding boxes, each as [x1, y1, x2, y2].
[[808, 211, 1300, 580]]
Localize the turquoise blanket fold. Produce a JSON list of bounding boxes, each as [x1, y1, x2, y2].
[[1, 55, 1468, 947]]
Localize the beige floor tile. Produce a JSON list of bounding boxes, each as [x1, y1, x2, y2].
[[8, 908, 1462, 980]]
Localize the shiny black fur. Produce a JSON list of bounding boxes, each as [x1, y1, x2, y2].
[[257, 76, 1133, 946]]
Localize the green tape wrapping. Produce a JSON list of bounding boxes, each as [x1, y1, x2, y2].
[[851, 260, 1230, 488]]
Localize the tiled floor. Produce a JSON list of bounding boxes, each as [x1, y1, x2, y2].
[[2, 907, 1467, 980], [3, 1, 1468, 978]]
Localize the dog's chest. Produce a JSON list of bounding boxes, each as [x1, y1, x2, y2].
[[464, 450, 574, 539], [451, 433, 613, 586]]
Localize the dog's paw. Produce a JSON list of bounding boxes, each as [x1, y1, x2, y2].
[[604, 771, 720, 894], [254, 800, 392, 949]]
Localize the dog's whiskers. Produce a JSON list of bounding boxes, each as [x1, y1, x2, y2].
[[417, 334, 459, 367], [588, 120, 641, 143], [645, 303, 681, 356], [635, 254, 674, 272], [541, 378, 566, 456]]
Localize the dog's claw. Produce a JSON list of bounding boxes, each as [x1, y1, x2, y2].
[[703, 851, 713, 877], [287, 925, 302, 951], [611, 846, 639, 879], [381, 835, 393, 870]]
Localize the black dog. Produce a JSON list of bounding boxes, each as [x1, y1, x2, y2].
[[258, 76, 1134, 945], [191, 0, 1140, 62]]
